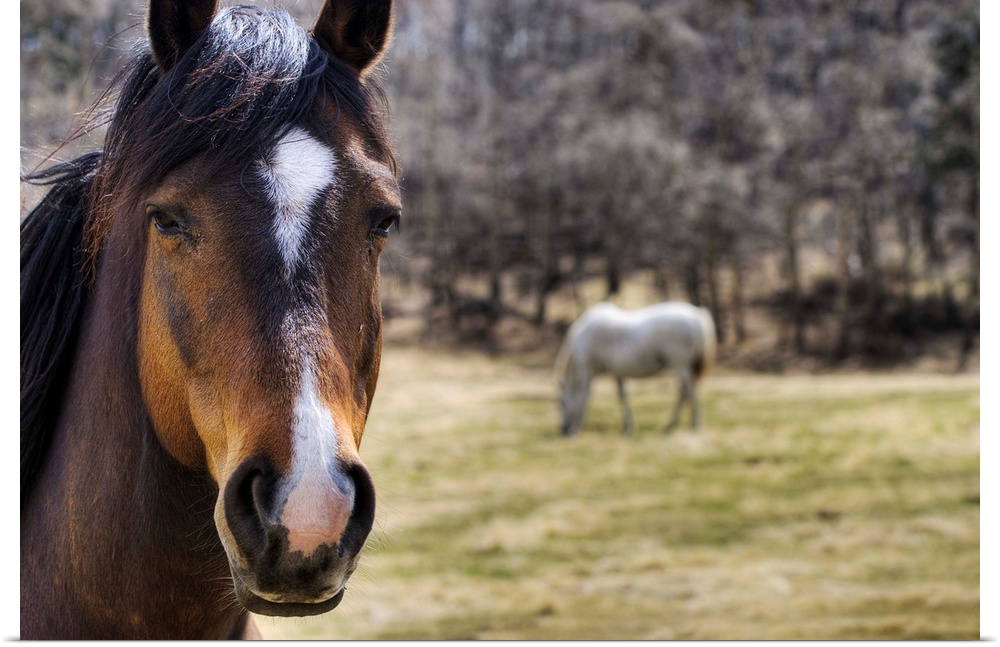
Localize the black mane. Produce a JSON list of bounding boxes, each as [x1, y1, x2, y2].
[[20, 154, 99, 502], [20, 4, 396, 504]]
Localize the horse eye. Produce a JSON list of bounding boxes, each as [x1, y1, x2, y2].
[[372, 214, 399, 238], [148, 207, 183, 236]]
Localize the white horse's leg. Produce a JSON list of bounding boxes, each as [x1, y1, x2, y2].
[[572, 372, 592, 436], [689, 371, 701, 430], [664, 369, 687, 433], [677, 369, 697, 430], [617, 377, 634, 435]]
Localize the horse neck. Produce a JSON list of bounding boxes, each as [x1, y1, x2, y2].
[[21, 245, 245, 639]]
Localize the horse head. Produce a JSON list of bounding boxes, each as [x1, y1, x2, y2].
[[110, 0, 399, 616]]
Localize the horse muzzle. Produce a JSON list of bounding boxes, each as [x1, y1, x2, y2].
[[218, 455, 376, 617]]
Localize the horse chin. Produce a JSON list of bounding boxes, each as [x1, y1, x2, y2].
[[230, 567, 346, 617]]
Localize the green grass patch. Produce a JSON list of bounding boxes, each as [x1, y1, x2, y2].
[[258, 350, 979, 640]]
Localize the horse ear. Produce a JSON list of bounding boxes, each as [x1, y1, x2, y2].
[[313, 0, 394, 78], [147, 0, 219, 72]]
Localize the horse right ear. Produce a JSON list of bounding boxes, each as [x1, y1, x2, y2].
[[147, 0, 219, 72]]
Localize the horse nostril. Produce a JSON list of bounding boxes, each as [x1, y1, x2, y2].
[[223, 456, 275, 559], [340, 463, 376, 557]]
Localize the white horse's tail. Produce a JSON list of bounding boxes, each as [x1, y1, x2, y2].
[[694, 307, 717, 381]]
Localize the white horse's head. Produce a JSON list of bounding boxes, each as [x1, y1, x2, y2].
[[556, 359, 586, 437]]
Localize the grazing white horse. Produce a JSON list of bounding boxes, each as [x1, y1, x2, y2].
[[555, 301, 716, 436]]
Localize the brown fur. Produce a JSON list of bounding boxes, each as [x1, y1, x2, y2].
[[21, 0, 397, 638]]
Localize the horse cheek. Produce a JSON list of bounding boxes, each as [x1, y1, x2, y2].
[[359, 281, 383, 415], [138, 255, 206, 470]]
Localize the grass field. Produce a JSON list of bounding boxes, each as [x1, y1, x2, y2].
[[255, 336, 980, 640]]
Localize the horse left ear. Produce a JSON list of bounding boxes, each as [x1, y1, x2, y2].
[[147, 0, 219, 72], [313, 0, 394, 79]]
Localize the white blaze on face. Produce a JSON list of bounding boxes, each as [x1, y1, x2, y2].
[[260, 129, 352, 554], [258, 127, 336, 274], [279, 356, 355, 555]]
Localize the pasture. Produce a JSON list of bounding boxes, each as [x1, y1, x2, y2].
[[256, 330, 980, 640]]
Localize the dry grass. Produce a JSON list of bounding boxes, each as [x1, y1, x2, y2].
[[255, 324, 979, 640]]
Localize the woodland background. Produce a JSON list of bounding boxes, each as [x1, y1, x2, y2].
[[20, 0, 980, 370]]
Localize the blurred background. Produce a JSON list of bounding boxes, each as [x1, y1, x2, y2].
[[21, 0, 980, 639]]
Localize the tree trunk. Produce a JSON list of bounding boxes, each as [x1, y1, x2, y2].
[[683, 254, 702, 307], [421, 50, 454, 319], [603, 194, 621, 297], [533, 187, 558, 325], [729, 246, 747, 345], [704, 209, 724, 344], [653, 267, 670, 299], [855, 199, 883, 338], [896, 208, 915, 331], [606, 257, 621, 297], [487, 137, 504, 317], [485, 6, 509, 321], [833, 206, 854, 360], [783, 201, 805, 353], [957, 179, 979, 371]]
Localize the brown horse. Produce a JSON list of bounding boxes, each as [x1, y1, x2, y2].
[[20, 0, 399, 638]]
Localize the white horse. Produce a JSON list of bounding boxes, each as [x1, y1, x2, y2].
[[555, 301, 716, 436]]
